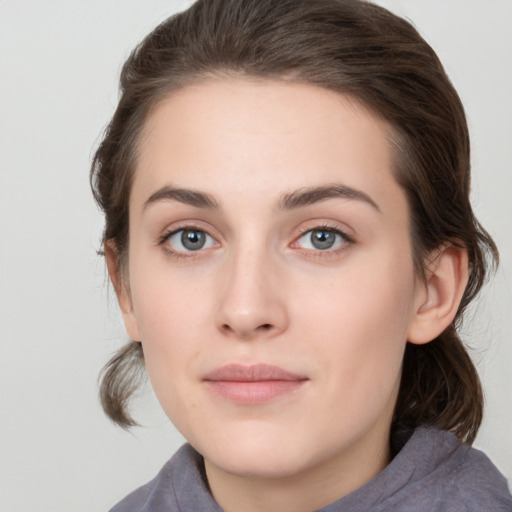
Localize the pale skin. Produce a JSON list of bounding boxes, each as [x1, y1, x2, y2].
[[106, 79, 468, 512]]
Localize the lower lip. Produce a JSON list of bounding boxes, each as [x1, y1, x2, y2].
[[204, 380, 306, 404]]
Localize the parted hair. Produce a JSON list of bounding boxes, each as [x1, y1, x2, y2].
[[91, 0, 498, 443]]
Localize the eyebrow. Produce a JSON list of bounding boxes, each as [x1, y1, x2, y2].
[[278, 184, 381, 212], [143, 183, 380, 213], [143, 186, 220, 211]]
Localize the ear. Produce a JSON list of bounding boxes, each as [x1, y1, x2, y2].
[[104, 241, 141, 342], [407, 245, 469, 345]]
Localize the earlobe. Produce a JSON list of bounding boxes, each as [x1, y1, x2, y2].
[[104, 241, 141, 342], [407, 245, 469, 345]]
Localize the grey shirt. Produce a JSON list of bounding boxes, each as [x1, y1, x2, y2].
[[110, 427, 512, 511]]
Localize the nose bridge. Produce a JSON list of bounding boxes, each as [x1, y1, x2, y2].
[[216, 236, 287, 339]]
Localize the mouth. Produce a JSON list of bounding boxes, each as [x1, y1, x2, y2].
[[203, 364, 308, 404]]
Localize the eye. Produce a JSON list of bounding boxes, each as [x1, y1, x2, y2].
[[296, 228, 349, 251], [165, 228, 217, 253]]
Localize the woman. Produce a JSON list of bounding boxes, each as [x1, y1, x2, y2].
[[91, 0, 512, 510]]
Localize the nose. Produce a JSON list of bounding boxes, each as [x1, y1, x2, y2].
[[215, 247, 289, 340]]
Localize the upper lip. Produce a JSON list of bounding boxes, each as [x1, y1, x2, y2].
[[203, 364, 307, 382]]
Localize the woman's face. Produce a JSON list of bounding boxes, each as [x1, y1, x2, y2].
[[120, 79, 427, 485]]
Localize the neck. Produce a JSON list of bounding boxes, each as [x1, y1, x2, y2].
[[204, 426, 391, 512]]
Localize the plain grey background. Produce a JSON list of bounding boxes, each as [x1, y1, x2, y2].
[[0, 1, 511, 510]]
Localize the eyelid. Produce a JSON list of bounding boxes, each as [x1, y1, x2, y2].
[[290, 222, 355, 254], [157, 220, 219, 243], [158, 222, 220, 258], [156, 220, 354, 259], [293, 222, 354, 243]]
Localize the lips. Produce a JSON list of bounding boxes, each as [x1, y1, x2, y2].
[[203, 364, 308, 404]]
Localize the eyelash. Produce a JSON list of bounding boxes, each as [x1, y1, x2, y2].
[[158, 223, 354, 260], [292, 224, 354, 258], [158, 223, 217, 259]]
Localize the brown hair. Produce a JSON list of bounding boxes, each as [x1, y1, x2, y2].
[[91, 0, 498, 442]]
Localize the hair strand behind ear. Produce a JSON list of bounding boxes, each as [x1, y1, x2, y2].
[[99, 341, 145, 428]]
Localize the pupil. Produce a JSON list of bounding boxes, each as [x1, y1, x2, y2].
[[311, 230, 335, 250], [181, 230, 205, 250]]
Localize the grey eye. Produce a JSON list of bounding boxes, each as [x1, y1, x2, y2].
[[310, 230, 336, 249], [181, 230, 206, 250], [167, 229, 216, 252], [297, 228, 347, 251]]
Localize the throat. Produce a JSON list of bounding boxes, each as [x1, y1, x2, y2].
[[202, 440, 391, 512]]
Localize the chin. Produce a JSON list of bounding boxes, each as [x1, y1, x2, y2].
[[206, 445, 311, 479], [189, 422, 333, 479]]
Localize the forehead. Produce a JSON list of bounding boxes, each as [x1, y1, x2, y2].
[[133, 78, 403, 216]]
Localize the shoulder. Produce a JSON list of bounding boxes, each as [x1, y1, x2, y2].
[[389, 427, 512, 512], [108, 454, 176, 512], [109, 483, 153, 512], [443, 440, 512, 511], [108, 444, 212, 512]]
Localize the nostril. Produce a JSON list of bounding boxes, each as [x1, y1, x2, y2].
[[219, 322, 275, 337]]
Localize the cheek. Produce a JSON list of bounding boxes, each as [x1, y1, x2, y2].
[[126, 256, 204, 383], [132, 283, 207, 348], [298, 253, 416, 404], [126, 248, 230, 410], [132, 294, 205, 432], [129, 247, 212, 338]]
